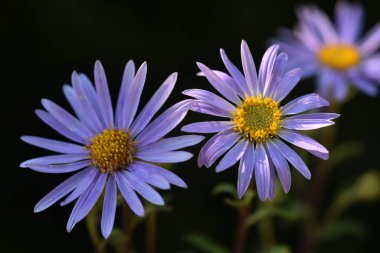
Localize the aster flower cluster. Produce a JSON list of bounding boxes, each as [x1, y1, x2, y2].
[[21, 1, 380, 242], [274, 1, 380, 101]]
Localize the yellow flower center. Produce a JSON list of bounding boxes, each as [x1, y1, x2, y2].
[[86, 129, 135, 173], [318, 43, 360, 70], [233, 96, 282, 143]]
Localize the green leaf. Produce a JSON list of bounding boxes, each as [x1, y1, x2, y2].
[[247, 206, 299, 226], [318, 220, 368, 242], [184, 233, 230, 253], [352, 170, 380, 202]]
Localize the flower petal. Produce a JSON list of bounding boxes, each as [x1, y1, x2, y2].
[[21, 136, 85, 154], [265, 52, 288, 97], [41, 99, 92, 139], [216, 139, 248, 173], [138, 135, 204, 153], [120, 62, 147, 129], [116, 60, 135, 129], [34, 168, 92, 213], [66, 172, 106, 232], [133, 161, 187, 188], [35, 109, 86, 144], [129, 163, 170, 190], [78, 73, 105, 127], [183, 89, 236, 114], [204, 132, 240, 168], [259, 45, 279, 94], [335, 1, 363, 43], [279, 130, 329, 160], [267, 158, 276, 201], [197, 62, 240, 104], [28, 160, 90, 173], [272, 68, 301, 102], [181, 121, 233, 133], [237, 143, 255, 198], [189, 100, 231, 118], [241, 40, 257, 95], [60, 167, 99, 206], [101, 175, 117, 238], [266, 141, 291, 193], [254, 143, 271, 200], [115, 172, 144, 216], [71, 72, 104, 132], [359, 23, 380, 56], [123, 171, 164, 205], [198, 70, 245, 98], [135, 100, 191, 147], [21, 154, 88, 168], [94, 61, 114, 128], [62, 84, 98, 135], [136, 151, 193, 163], [130, 72, 176, 137], [220, 48, 250, 95], [283, 113, 339, 130], [281, 93, 329, 115], [198, 129, 233, 167], [271, 139, 311, 179]]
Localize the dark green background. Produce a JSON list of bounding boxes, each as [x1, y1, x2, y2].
[[3, 0, 380, 252]]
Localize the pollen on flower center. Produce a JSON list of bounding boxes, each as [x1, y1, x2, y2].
[[233, 96, 282, 142], [318, 43, 360, 70], [86, 129, 135, 173]]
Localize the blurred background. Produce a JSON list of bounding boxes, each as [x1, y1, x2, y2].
[[2, 0, 380, 252]]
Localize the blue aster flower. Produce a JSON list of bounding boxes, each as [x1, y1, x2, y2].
[[21, 60, 203, 238], [182, 41, 339, 200], [273, 1, 380, 101]]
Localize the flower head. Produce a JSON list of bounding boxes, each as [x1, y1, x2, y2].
[[21, 60, 203, 238], [273, 1, 380, 101], [182, 41, 339, 200]]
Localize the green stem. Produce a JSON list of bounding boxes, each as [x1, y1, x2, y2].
[[234, 204, 250, 253], [146, 211, 157, 253], [86, 211, 107, 253], [124, 204, 134, 253], [258, 215, 276, 251]]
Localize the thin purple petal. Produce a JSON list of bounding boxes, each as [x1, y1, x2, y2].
[[94, 61, 114, 128], [216, 139, 248, 173], [279, 130, 329, 160], [130, 72, 176, 137], [101, 175, 117, 238], [21, 136, 85, 154], [181, 121, 233, 133], [237, 143, 255, 198], [281, 93, 329, 115]]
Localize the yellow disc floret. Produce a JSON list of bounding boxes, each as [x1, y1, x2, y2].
[[86, 129, 135, 173], [234, 96, 282, 143], [318, 43, 360, 70]]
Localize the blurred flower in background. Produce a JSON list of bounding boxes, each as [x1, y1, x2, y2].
[[273, 1, 380, 101], [20, 60, 203, 238], [182, 41, 339, 201]]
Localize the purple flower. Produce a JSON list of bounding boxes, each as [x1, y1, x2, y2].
[[182, 41, 339, 200], [273, 1, 380, 101], [21, 61, 203, 238]]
